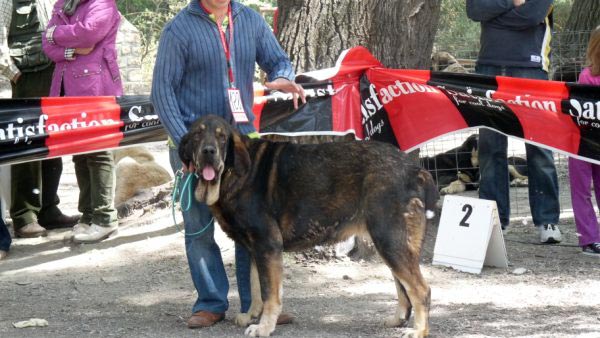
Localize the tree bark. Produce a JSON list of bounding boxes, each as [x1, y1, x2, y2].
[[276, 0, 441, 72], [553, 0, 600, 81], [563, 0, 600, 32]]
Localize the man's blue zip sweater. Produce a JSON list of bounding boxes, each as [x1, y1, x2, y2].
[[151, 0, 295, 145]]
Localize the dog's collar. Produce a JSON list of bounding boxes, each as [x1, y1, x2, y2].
[[247, 131, 260, 139]]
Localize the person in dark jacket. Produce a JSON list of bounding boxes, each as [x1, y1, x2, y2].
[[467, 0, 562, 243], [0, 0, 79, 242]]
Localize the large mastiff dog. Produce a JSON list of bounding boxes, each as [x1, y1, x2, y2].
[[179, 115, 438, 337]]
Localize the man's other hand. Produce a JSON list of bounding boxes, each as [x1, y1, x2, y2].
[[264, 77, 306, 110]]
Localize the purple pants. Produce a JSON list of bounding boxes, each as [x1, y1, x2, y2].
[[569, 157, 600, 246]]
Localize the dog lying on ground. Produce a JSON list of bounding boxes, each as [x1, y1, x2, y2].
[[420, 134, 480, 194], [431, 50, 469, 73], [420, 134, 528, 195], [178, 115, 439, 337], [113, 146, 172, 214]]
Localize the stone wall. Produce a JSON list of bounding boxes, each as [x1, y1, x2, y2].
[[0, 15, 147, 98], [115, 17, 149, 95]]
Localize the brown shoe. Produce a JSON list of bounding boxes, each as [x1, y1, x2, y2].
[[187, 311, 225, 328], [0, 250, 7, 260], [15, 222, 47, 238], [277, 313, 294, 325], [40, 214, 80, 229]]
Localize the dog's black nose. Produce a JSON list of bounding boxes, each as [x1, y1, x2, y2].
[[202, 146, 216, 155]]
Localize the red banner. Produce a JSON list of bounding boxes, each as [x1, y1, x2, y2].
[[0, 96, 165, 165], [1, 47, 599, 166], [254, 47, 600, 165]]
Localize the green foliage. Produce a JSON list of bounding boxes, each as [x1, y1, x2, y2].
[[553, 0, 573, 31], [116, 0, 277, 82], [117, 0, 277, 61], [435, 0, 480, 60], [118, 0, 186, 59]]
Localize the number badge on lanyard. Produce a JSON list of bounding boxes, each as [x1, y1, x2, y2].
[[214, 4, 249, 123], [228, 88, 248, 122]]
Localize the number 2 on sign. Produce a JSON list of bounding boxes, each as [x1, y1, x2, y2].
[[459, 204, 473, 227]]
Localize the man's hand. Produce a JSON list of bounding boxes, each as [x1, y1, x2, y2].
[[513, 0, 525, 7], [75, 46, 94, 55], [182, 161, 195, 174], [264, 77, 306, 110]]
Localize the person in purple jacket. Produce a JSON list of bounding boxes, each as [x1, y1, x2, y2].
[[568, 26, 600, 257], [42, 0, 122, 243]]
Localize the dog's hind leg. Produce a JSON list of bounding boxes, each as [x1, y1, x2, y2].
[[244, 250, 283, 337], [391, 266, 430, 338], [369, 197, 430, 337], [236, 261, 264, 327], [384, 278, 412, 328]]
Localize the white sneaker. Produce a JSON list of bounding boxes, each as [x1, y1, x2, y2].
[[73, 224, 118, 243], [64, 223, 91, 241], [539, 224, 562, 244]]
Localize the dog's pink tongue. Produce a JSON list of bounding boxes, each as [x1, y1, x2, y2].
[[202, 166, 216, 181]]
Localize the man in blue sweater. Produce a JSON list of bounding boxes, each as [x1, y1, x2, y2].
[[151, 0, 305, 329], [467, 0, 562, 243]]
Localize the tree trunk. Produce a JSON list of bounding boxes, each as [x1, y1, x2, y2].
[[553, 0, 600, 81], [275, 0, 441, 260], [276, 0, 441, 72], [563, 0, 600, 32]]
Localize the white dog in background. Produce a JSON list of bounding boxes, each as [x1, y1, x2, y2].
[[113, 146, 172, 206]]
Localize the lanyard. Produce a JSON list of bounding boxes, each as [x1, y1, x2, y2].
[[215, 5, 235, 87]]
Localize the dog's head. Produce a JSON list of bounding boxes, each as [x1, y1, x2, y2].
[[179, 115, 251, 205]]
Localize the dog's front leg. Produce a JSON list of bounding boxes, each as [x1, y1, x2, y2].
[[244, 250, 283, 337], [236, 260, 263, 326]]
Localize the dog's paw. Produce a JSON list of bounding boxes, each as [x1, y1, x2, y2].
[[440, 180, 466, 195], [510, 178, 528, 187], [440, 185, 458, 195], [235, 313, 257, 327], [384, 315, 408, 328], [244, 323, 274, 337], [400, 328, 426, 338]]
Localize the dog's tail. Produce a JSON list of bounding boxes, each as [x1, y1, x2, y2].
[[418, 169, 440, 220]]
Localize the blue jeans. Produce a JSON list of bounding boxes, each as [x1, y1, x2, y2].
[[476, 65, 560, 227], [0, 201, 10, 252], [169, 148, 251, 314]]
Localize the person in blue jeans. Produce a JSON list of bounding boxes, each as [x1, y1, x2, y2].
[[168, 150, 253, 318], [467, 0, 562, 243], [152, 0, 305, 329]]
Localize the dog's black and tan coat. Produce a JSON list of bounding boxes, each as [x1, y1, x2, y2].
[[179, 115, 439, 337]]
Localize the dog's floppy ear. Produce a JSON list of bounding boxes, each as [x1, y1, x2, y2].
[[226, 130, 251, 177], [178, 133, 193, 168]]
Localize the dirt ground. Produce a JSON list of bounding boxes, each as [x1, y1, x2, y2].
[[1, 143, 599, 338]]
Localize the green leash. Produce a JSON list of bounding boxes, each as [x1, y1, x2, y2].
[[171, 170, 214, 237]]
